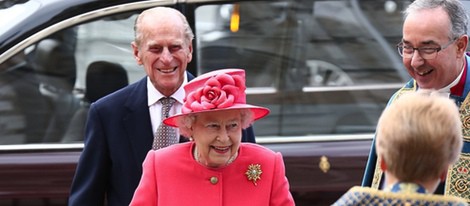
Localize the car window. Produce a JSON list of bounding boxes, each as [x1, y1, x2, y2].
[[75, 13, 144, 88], [195, 0, 409, 137], [0, 11, 145, 144], [3, 0, 470, 145], [0, 0, 412, 144]]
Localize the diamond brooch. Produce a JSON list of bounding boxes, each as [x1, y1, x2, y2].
[[245, 164, 262, 186]]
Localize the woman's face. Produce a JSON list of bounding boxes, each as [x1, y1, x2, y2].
[[191, 110, 242, 168]]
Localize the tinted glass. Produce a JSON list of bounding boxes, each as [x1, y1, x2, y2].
[[196, 0, 410, 137], [4, 0, 470, 144], [0, 11, 143, 144]]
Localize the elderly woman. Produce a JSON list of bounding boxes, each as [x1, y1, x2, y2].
[[334, 92, 467, 205], [130, 69, 295, 206]]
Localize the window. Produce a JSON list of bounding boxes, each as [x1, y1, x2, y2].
[[195, 1, 409, 137], [0, 11, 145, 144], [0, 0, 419, 144]]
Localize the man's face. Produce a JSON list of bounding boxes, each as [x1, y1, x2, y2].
[[402, 7, 466, 89], [132, 13, 192, 96]]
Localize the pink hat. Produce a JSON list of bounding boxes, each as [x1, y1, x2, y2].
[[163, 68, 270, 127]]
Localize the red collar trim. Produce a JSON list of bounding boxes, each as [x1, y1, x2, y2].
[[450, 62, 467, 96]]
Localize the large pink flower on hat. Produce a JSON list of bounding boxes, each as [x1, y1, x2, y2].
[[163, 68, 270, 128], [182, 73, 246, 113]]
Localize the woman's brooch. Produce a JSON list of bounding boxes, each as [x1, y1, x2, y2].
[[245, 164, 262, 186]]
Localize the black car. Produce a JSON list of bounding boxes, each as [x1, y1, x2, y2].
[[0, 0, 427, 205]]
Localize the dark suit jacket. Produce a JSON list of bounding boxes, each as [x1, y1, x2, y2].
[[68, 74, 256, 206]]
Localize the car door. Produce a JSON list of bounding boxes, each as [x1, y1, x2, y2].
[[2, 0, 453, 205]]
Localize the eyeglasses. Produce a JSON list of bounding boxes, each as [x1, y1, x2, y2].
[[397, 39, 457, 60]]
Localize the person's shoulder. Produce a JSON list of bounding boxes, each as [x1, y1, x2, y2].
[[333, 186, 379, 206], [241, 143, 275, 154], [386, 79, 416, 104], [186, 71, 196, 80], [91, 77, 146, 106], [334, 186, 468, 206], [239, 143, 279, 161]]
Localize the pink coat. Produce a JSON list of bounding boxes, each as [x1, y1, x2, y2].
[[130, 142, 295, 206]]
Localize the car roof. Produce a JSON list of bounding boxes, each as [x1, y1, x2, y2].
[[0, 0, 176, 57]]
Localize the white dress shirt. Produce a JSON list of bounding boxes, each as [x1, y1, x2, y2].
[[147, 73, 188, 139]]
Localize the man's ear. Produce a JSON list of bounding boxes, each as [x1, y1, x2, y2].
[[456, 35, 469, 57], [131, 42, 142, 65], [187, 42, 193, 63], [380, 156, 387, 171]]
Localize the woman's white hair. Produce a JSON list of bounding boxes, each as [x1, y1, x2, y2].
[[175, 109, 254, 138]]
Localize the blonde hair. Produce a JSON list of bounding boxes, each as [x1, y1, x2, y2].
[[176, 109, 254, 138], [376, 92, 462, 182]]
